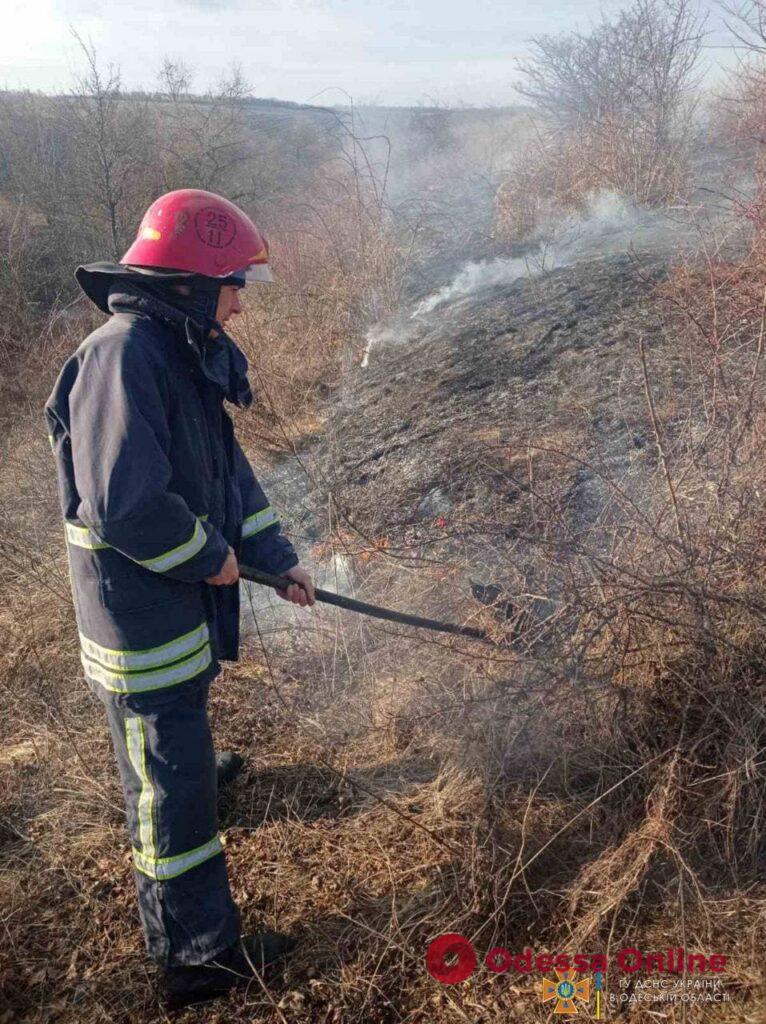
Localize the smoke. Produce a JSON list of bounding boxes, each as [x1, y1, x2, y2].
[[412, 254, 548, 317], [361, 323, 405, 368], [412, 191, 685, 317]]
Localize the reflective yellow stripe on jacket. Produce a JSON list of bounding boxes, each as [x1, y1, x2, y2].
[[65, 522, 109, 550], [65, 518, 207, 571], [242, 505, 279, 538], [79, 622, 212, 694]]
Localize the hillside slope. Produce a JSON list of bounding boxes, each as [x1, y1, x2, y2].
[[311, 255, 686, 645], [2, 247, 764, 1024]]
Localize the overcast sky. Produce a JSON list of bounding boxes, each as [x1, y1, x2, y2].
[[0, 0, 741, 107]]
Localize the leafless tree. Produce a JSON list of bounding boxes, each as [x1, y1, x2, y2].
[[158, 57, 192, 102], [156, 61, 256, 199], [63, 32, 157, 259], [511, 0, 706, 205], [516, 0, 705, 136], [720, 0, 766, 51]]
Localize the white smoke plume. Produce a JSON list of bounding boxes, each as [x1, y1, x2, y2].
[[412, 254, 549, 317], [412, 191, 687, 317], [361, 323, 406, 368]]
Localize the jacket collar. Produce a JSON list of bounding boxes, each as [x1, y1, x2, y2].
[[106, 280, 253, 409]]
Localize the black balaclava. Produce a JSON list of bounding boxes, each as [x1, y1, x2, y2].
[[138, 267, 247, 334], [74, 262, 247, 330], [74, 261, 253, 408]]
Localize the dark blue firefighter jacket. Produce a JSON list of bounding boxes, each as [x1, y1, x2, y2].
[[44, 281, 299, 696]]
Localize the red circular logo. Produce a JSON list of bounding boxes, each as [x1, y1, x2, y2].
[[425, 933, 477, 984]]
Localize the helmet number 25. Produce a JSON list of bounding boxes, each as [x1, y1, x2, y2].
[[196, 209, 236, 249]]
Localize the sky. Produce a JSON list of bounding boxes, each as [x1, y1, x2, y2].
[[0, 0, 743, 107]]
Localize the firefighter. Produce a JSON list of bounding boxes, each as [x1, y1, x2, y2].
[[44, 189, 316, 1008]]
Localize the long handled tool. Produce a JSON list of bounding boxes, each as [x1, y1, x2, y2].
[[238, 563, 490, 642]]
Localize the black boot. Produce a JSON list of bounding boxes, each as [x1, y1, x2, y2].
[[216, 750, 245, 788], [161, 932, 296, 1009]]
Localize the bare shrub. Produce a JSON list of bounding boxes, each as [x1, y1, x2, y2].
[[475, 254, 766, 959], [496, 0, 705, 243], [154, 62, 257, 197], [713, 5, 766, 273]]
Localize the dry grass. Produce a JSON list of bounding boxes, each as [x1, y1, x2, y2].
[[2, 124, 766, 1024], [494, 126, 692, 247], [230, 166, 409, 455]]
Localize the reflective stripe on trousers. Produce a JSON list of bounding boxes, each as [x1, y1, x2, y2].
[[96, 676, 241, 966], [125, 717, 157, 865]]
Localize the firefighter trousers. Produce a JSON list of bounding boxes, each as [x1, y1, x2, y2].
[[95, 675, 241, 967]]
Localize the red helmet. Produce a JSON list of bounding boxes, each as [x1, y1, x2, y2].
[[120, 189, 273, 282]]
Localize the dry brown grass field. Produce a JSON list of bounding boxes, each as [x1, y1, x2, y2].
[[2, 36, 766, 1022], [2, 233, 766, 1024]]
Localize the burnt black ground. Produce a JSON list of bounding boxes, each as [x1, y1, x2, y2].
[[326, 254, 667, 531], [319, 254, 678, 586], [268, 252, 687, 648]]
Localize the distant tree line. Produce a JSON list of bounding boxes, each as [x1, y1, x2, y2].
[[0, 36, 339, 314]]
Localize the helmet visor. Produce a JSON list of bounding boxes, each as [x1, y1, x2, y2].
[[243, 263, 274, 283]]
